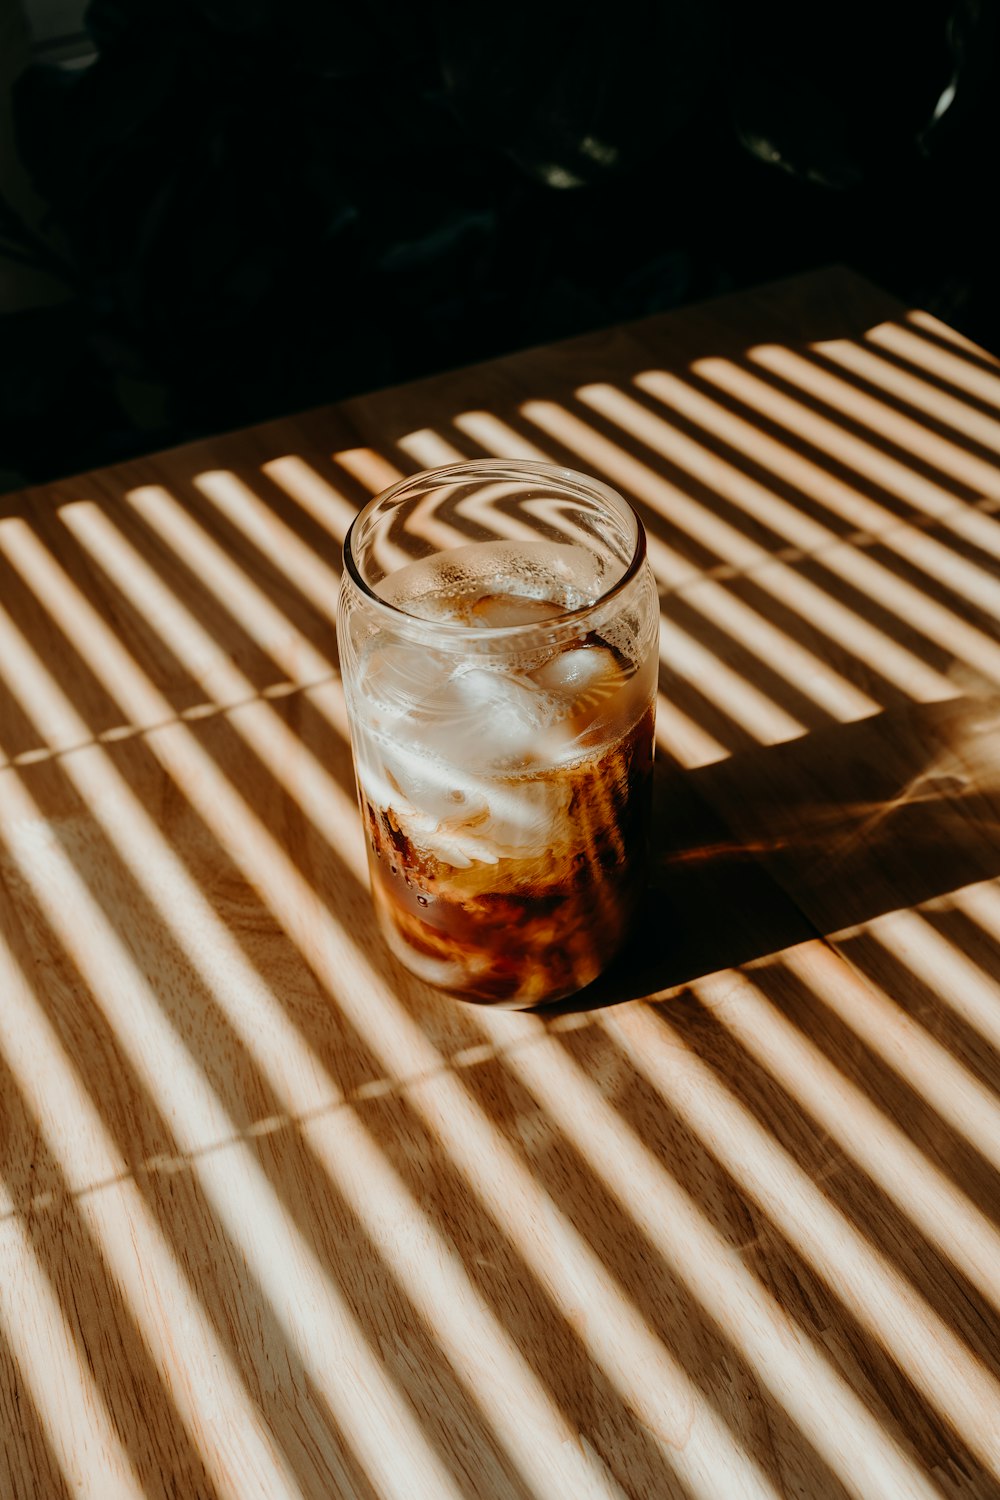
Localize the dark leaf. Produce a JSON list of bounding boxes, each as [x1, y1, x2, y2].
[[919, 0, 1000, 152], [730, 0, 969, 186]]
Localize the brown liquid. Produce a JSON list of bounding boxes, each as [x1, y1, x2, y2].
[[364, 704, 655, 1006]]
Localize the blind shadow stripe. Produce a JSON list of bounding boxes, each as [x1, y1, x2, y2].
[[590, 374, 1000, 689], [777, 944, 1000, 1182], [880, 319, 1000, 409], [0, 933, 282, 1500], [0, 597, 591, 1500], [692, 354, 1000, 586], [684, 964, 1000, 1317], [0, 531, 712, 1500], [514, 396, 958, 703], [813, 338, 1000, 459], [470, 1007, 950, 1500], [836, 907, 1000, 1089]]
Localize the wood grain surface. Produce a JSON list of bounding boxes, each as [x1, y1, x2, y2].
[[2, 267, 1000, 1499]]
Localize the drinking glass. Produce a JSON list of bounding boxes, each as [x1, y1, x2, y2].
[[338, 459, 658, 1007]]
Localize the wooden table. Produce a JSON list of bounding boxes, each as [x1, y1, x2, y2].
[[2, 267, 1000, 1499]]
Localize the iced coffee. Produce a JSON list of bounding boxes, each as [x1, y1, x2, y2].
[[338, 462, 658, 1007]]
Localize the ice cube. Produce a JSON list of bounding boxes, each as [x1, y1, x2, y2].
[[394, 806, 495, 868], [377, 737, 490, 825], [363, 753, 564, 866], [441, 665, 553, 769], [356, 646, 576, 867], [469, 593, 565, 628], [529, 645, 626, 762], [477, 777, 570, 851], [532, 645, 621, 701], [360, 638, 452, 720], [395, 774, 570, 865]]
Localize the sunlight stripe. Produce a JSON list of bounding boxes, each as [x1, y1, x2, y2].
[[817, 337, 1000, 456], [867, 315, 1000, 412], [634, 370, 998, 690], [0, 1067, 146, 1500], [577, 384, 878, 721], [780, 942, 1000, 1177], [0, 924, 302, 1500], [656, 616, 805, 744], [907, 310, 1000, 362], [0, 740, 466, 1500], [5, 595, 767, 1500], [697, 350, 1000, 599], [193, 470, 343, 622], [396, 429, 469, 468], [0, 520, 722, 1499], [473, 1007, 946, 1500], [260, 456, 364, 542], [620, 996, 1000, 1477], [60, 501, 358, 854], [524, 396, 954, 701], [747, 344, 1000, 562], [850, 901, 1000, 1062], [873, 320, 1000, 411], [0, 544, 494, 1500], [453, 411, 551, 461], [690, 964, 1000, 1313]]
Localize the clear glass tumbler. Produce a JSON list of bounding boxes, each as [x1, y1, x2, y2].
[[338, 459, 658, 1007]]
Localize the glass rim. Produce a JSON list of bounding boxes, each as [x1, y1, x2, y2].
[[341, 458, 648, 642]]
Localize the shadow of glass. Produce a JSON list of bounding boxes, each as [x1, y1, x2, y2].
[[696, 695, 1000, 924], [551, 695, 1000, 1011]]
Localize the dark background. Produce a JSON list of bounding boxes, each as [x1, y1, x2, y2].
[[2, 0, 998, 493]]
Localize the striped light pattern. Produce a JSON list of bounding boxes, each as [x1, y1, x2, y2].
[[2, 300, 999, 1499]]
